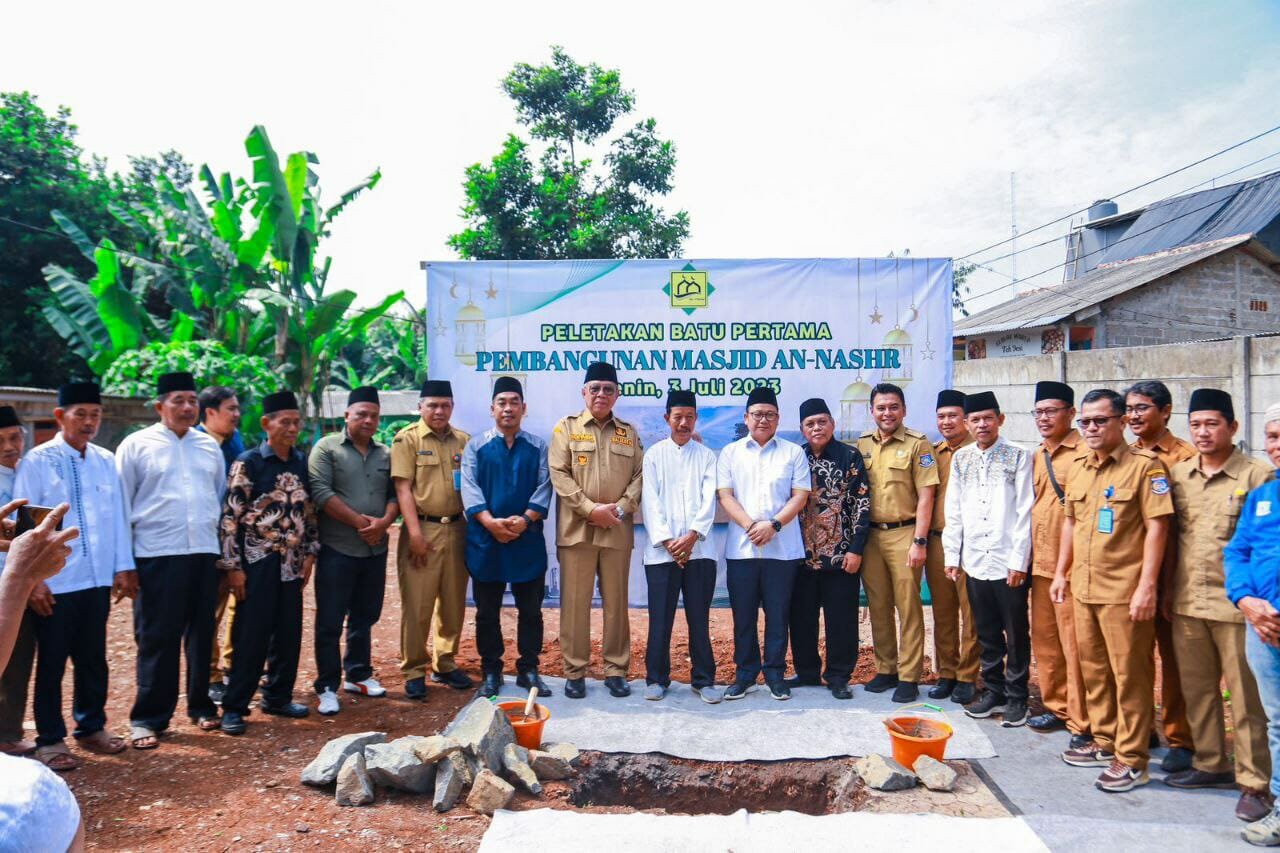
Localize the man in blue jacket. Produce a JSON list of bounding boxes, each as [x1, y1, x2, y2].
[[1226, 401, 1280, 846]]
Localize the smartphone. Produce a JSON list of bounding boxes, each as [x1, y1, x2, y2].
[[15, 505, 61, 536]]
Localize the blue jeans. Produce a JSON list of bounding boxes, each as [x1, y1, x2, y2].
[[1245, 628, 1280, 799]]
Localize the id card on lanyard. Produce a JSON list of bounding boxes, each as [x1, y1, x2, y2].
[[1097, 485, 1114, 534]]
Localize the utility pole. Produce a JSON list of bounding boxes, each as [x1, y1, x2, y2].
[[1010, 171, 1018, 288]]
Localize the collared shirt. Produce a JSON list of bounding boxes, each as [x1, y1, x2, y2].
[[116, 423, 225, 558], [717, 434, 811, 560], [1225, 470, 1280, 612], [930, 435, 973, 532], [856, 425, 940, 525], [1031, 429, 1085, 578], [1134, 430, 1197, 470], [1170, 449, 1272, 623], [641, 437, 718, 566], [196, 425, 245, 476], [13, 434, 134, 594], [461, 428, 552, 583], [942, 437, 1035, 581], [1063, 444, 1174, 604], [548, 409, 644, 550], [389, 420, 469, 518], [800, 439, 870, 571], [219, 442, 319, 581], [309, 429, 395, 558]]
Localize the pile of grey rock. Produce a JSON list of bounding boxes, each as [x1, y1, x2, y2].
[[854, 753, 958, 792], [299, 698, 578, 814]]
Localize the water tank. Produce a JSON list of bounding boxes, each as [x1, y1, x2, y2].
[[1088, 199, 1119, 221]]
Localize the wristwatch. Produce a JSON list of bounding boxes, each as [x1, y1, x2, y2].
[[614, 506, 626, 520], [693, 530, 706, 542], [912, 536, 928, 547], [770, 518, 782, 533]]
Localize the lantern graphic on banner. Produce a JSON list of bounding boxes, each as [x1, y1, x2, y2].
[[840, 377, 872, 442], [454, 289, 486, 366]]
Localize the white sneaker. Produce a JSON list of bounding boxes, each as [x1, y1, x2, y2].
[[343, 677, 387, 697], [643, 683, 665, 701], [694, 685, 724, 704], [317, 689, 340, 716]]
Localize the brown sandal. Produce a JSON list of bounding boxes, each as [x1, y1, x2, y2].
[[79, 730, 126, 755], [0, 739, 36, 757], [34, 743, 80, 772], [193, 716, 221, 731]]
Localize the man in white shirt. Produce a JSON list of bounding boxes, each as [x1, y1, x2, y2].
[[116, 372, 226, 748], [0, 405, 34, 757], [943, 391, 1035, 728], [717, 386, 811, 701], [14, 382, 136, 770], [641, 390, 720, 703]]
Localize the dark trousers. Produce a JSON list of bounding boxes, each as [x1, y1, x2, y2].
[[473, 576, 544, 676], [222, 557, 303, 716], [966, 573, 1031, 702], [129, 554, 219, 729], [32, 586, 111, 746], [645, 559, 717, 688], [313, 546, 386, 693], [789, 568, 860, 685], [0, 611, 35, 741], [727, 558, 799, 685]]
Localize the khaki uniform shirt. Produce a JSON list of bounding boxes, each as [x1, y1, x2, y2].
[[389, 420, 469, 518], [930, 435, 974, 533], [1170, 449, 1273, 623], [1064, 444, 1174, 604], [549, 409, 644, 549], [1134, 431, 1197, 582], [856, 426, 941, 526], [1031, 430, 1086, 578]]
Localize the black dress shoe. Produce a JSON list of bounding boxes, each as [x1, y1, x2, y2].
[[785, 675, 822, 688], [1238, 790, 1274, 822], [564, 678, 586, 699], [516, 670, 551, 697], [1164, 768, 1235, 789], [405, 677, 427, 700], [1069, 732, 1093, 750], [831, 683, 853, 700], [864, 673, 898, 693], [431, 669, 474, 690], [949, 681, 976, 705], [478, 672, 503, 699], [1161, 746, 1194, 773], [891, 681, 919, 703], [1028, 712, 1067, 732], [928, 678, 956, 699], [260, 701, 310, 719], [220, 711, 246, 736], [604, 676, 632, 698]]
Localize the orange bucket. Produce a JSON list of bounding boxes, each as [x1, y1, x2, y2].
[[885, 714, 953, 767], [497, 700, 551, 751]]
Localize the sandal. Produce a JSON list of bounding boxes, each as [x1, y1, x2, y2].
[[0, 739, 36, 757], [193, 716, 221, 732], [79, 729, 126, 755], [130, 725, 160, 750], [34, 743, 80, 772]]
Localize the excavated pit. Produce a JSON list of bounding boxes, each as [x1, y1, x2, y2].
[[565, 752, 867, 816]]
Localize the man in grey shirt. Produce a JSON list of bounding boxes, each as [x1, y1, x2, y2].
[[308, 386, 399, 715]]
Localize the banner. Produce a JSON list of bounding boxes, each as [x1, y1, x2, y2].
[[425, 258, 953, 605]]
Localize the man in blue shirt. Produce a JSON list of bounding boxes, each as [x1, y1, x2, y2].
[[461, 377, 552, 699], [1226, 401, 1280, 845]]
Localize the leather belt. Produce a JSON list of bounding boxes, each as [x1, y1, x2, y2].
[[420, 514, 461, 524], [870, 518, 916, 531]]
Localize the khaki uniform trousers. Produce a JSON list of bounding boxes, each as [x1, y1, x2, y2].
[[1172, 615, 1270, 790], [397, 520, 467, 679], [1155, 613, 1194, 749], [1029, 576, 1090, 735], [559, 543, 631, 679], [863, 526, 925, 683], [209, 589, 235, 683], [925, 535, 980, 682], [1074, 600, 1156, 769]]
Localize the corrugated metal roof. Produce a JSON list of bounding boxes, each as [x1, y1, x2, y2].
[[954, 236, 1250, 337]]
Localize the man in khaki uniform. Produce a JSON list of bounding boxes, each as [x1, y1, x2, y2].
[[1052, 388, 1172, 794], [549, 362, 643, 700], [1026, 381, 1091, 746], [857, 382, 939, 704], [925, 390, 980, 705], [390, 379, 472, 699], [1125, 379, 1196, 773], [1166, 388, 1273, 822]]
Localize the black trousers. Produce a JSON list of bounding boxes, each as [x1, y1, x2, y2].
[[727, 558, 799, 685], [222, 557, 303, 716], [966, 573, 1031, 702], [312, 546, 386, 693], [129, 554, 219, 729], [32, 586, 111, 746], [789, 568, 860, 685], [0, 611, 35, 741], [645, 559, 717, 688], [472, 575, 544, 676]]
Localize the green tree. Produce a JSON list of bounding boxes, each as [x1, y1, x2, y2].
[[449, 46, 689, 260]]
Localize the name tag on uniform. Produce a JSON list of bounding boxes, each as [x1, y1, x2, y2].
[[453, 470, 461, 491], [1259, 501, 1272, 518], [1097, 507, 1114, 534]]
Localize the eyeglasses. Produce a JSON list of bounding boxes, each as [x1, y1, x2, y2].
[[1077, 416, 1120, 429], [1033, 406, 1068, 419], [1125, 403, 1156, 415], [747, 411, 779, 422], [586, 385, 619, 397]]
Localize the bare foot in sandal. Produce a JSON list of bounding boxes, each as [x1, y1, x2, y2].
[[192, 716, 221, 732], [78, 729, 126, 755], [0, 738, 37, 756], [130, 726, 159, 750], [34, 742, 80, 772]]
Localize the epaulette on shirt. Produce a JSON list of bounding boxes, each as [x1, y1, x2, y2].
[[905, 428, 927, 440]]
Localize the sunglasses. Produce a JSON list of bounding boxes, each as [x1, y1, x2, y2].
[[1077, 416, 1121, 429]]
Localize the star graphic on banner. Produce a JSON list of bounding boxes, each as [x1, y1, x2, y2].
[[920, 341, 936, 360], [432, 318, 448, 338], [869, 308, 883, 324], [485, 282, 499, 300]]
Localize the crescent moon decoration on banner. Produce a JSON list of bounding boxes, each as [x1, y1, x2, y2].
[[449, 277, 460, 300]]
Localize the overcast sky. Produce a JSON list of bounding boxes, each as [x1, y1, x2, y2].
[[5, 0, 1279, 318]]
